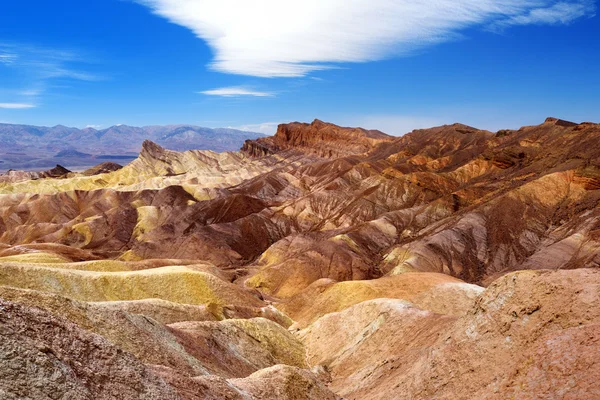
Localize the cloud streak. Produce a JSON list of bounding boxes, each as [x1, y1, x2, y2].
[[344, 115, 446, 136], [200, 86, 275, 97], [135, 0, 595, 78], [0, 103, 36, 109], [493, 1, 595, 27], [0, 43, 102, 109], [230, 121, 282, 135], [0, 53, 17, 65], [0, 43, 100, 82]]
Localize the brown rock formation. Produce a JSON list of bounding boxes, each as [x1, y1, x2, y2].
[[243, 119, 393, 158], [83, 161, 123, 176]]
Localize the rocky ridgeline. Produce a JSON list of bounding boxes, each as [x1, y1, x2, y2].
[[243, 119, 393, 158]]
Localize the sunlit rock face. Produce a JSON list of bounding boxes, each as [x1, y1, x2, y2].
[[298, 269, 600, 400], [0, 118, 600, 398], [245, 119, 393, 158]]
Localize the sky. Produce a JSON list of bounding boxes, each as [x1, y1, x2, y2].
[[0, 0, 599, 135]]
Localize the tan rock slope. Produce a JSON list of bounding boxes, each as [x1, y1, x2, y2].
[[0, 164, 71, 183], [298, 269, 600, 399], [0, 117, 599, 398]]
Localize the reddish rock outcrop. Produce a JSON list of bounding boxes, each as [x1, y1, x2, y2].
[[243, 119, 393, 158]]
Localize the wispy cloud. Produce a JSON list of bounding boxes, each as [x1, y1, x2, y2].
[[0, 43, 101, 81], [0, 53, 17, 65], [0, 103, 36, 109], [18, 89, 43, 97], [492, 1, 596, 28], [0, 43, 102, 108], [200, 86, 275, 97], [135, 0, 595, 78], [85, 124, 103, 129], [342, 115, 446, 136], [230, 121, 282, 135]]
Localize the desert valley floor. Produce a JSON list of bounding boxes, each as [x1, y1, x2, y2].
[[1, 118, 599, 399]]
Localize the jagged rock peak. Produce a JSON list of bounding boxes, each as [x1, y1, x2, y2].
[[241, 139, 274, 158], [140, 139, 170, 161], [544, 117, 578, 127], [46, 165, 71, 177], [447, 123, 479, 133], [142, 139, 166, 153]]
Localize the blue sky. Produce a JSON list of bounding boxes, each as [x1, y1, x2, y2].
[[0, 0, 598, 135]]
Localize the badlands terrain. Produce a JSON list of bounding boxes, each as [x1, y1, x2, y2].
[[1, 117, 600, 399]]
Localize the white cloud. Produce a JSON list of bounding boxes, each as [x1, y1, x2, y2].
[[230, 121, 282, 135], [0, 43, 99, 81], [135, 0, 595, 78], [19, 89, 43, 97], [341, 115, 446, 136], [0, 43, 102, 108], [85, 124, 103, 129], [493, 1, 595, 27], [0, 103, 36, 109], [200, 86, 274, 97], [0, 53, 17, 65]]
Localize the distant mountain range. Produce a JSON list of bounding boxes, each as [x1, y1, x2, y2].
[[0, 123, 264, 171]]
